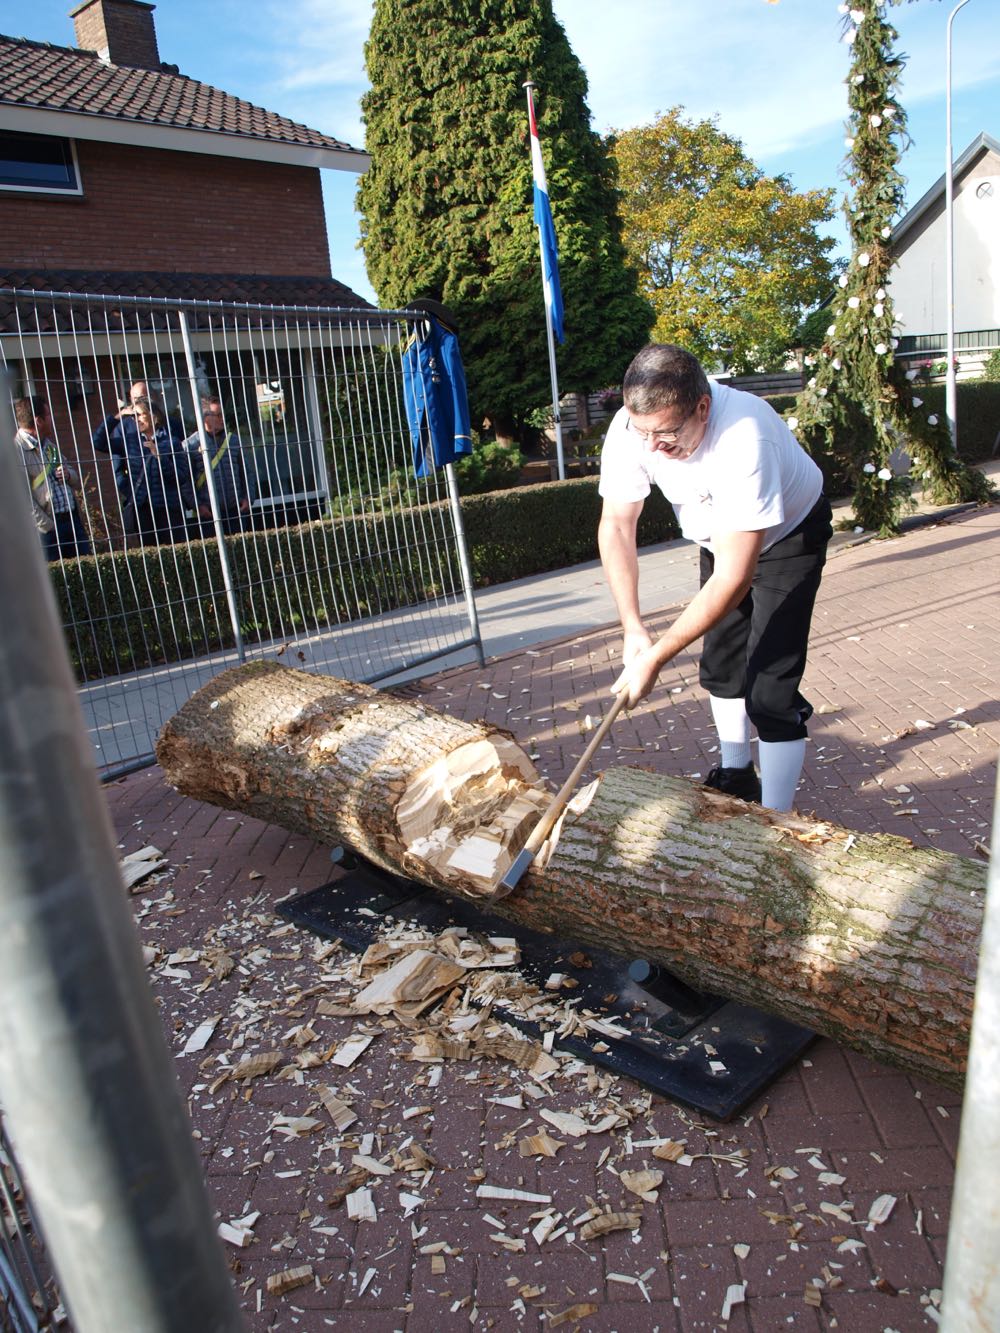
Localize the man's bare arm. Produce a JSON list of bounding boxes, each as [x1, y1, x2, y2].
[[612, 527, 765, 707], [598, 498, 651, 661]]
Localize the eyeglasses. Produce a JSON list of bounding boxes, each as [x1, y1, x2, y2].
[[626, 405, 696, 446]]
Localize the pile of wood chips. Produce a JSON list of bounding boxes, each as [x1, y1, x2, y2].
[[131, 857, 946, 1328]]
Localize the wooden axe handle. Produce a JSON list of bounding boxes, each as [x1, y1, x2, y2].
[[520, 691, 629, 858]]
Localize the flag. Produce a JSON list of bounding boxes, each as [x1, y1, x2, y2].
[[527, 86, 565, 344]]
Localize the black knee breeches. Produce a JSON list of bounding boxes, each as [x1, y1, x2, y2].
[[698, 496, 833, 742]]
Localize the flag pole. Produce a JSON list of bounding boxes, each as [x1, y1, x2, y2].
[[524, 79, 566, 482]]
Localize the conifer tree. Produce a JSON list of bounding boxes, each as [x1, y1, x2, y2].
[[358, 0, 653, 439], [790, 0, 992, 534]]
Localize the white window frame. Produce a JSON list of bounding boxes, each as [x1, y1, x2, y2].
[[0, 132, 83, 197]]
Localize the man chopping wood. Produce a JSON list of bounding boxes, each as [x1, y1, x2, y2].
[[598, 343, 832, 812]]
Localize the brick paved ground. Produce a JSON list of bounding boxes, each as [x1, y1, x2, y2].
[[106, 505, 998, 1333]]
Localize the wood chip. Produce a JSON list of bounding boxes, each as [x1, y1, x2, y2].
[[266, 1265, 313, 1296], [357, 1267, 376, 1296], [518, 1131, 565, 1158], [491, 1233, 527, 1252], [269, 1115, 323, 1139], [651, 1139, 691, 1164], [352, 1153, 393, 1176], [531, 1211, 563, 1246], [539, 1109, 602, 1138], [120, 845, 168, 890], [620, 1169, 663, 1202], [317, 1087, 357, 1131], [230, 1051, 283, 1081], [720, 1281, 747, 1321], [804, 1283, 823, 1308], [476, 1185, 552, 1204], [837, 1238, 867, 1254], [326, 1166, 369, 1208], [218, 1221, 254, 1248], [352, 949, 465, 1014], [767, 1165, 799, 1181], [346, 1188, 377, 1222], [331, 1034, 376, 1068], [867, 1193, 897, 1229], [579, 1211, 641, 1241], [549, 1303, 599, 1327], [182, 1013, 222, 1055]]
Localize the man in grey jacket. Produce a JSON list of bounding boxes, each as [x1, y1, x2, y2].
[[183, 397, 252, 536], [14, 396, 91, 561]]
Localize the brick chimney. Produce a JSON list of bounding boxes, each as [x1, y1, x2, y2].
[[70, 0, 161, 69]]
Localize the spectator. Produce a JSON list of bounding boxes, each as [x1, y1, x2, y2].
[[183, 398, 253, 536], [93, 397, 191, 545], [92, 379, 184, 513], [14, 395, 92, 561]]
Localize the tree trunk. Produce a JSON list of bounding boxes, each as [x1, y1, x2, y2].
[[156, 662, 986, 1090]]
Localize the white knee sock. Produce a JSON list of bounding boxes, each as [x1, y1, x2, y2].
[[709, 695, 752, 769], [758, 738, 807, 812]]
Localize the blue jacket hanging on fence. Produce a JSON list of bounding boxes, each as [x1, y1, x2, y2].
[[402, 315, 473, 478]]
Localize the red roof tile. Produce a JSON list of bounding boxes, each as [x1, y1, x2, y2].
[[0, 268, 376, 333], [0, 34, 364, 156]]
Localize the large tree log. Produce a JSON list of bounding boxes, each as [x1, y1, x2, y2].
[[156, 661, 987, 1090]]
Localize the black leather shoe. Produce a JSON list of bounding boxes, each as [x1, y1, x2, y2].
[[703, 762, 761, 803]]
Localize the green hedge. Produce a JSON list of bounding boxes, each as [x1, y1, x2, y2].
[[458, 476, 679, 585], [913, 382, 1000, 465], [57, 518, 461, 680], [766, 381, 1000, 467], [56, 477, 680, 679]]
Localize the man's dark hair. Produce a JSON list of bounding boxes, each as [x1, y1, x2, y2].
[[622, 344, 711, 416], [14, 396, 48, 430]]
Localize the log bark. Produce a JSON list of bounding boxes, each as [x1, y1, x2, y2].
[[156, 661, 987, 1090]]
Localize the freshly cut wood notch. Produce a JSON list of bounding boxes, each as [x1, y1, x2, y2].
[[158, 663, 988, 1090]]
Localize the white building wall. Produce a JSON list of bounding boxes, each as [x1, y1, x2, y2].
[[890, 156, 1000, 336]]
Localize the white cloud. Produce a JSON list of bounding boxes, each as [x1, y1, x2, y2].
[[252, 0, 374, 145]]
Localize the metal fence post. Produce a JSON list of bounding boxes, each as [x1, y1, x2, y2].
[[176, 309, 246, 663], [939, 760, 1000, 1331], [444, 461, 486, 667], [0, 391, 246, 1331]]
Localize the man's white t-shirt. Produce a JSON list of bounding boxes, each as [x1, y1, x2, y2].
[[599, 381, 823, 552]]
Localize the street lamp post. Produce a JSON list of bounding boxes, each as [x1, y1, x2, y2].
[[944, 0, 971, 450]]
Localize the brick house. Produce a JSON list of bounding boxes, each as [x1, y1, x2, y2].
[[1, 0, 374, 535]]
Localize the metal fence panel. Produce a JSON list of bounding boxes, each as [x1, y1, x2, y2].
[[2, 288, 483, 774], [1, 1119, 62, 1333]]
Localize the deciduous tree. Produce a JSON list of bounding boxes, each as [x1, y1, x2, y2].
[[358, 0, 653, 441], [611, 108, 838, 373]]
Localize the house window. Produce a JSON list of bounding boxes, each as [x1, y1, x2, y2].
[[0, 131, 82, 195]]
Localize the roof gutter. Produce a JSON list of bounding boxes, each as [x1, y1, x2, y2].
[[0, 103, 370, 173]]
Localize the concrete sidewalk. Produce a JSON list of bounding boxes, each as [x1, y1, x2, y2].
[[102, 499, 998, 1332], [382, 457, 1000, 685]]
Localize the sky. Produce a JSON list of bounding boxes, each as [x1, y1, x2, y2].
[[6, 0, 1000, 306]]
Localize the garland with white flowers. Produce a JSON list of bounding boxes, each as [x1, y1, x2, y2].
[[788, 0, 992, 536]]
